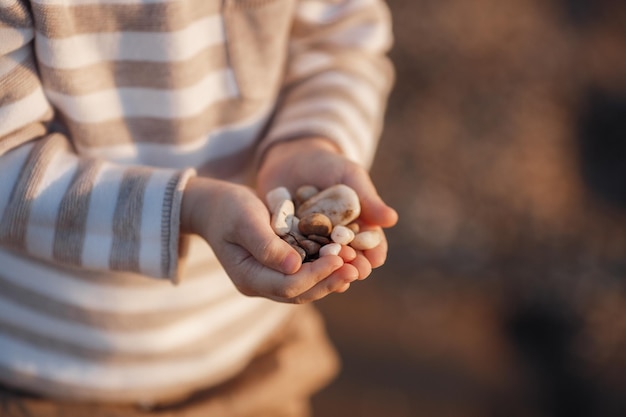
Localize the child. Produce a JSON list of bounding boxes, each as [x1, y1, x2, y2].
[[0, 0, 397, 415]]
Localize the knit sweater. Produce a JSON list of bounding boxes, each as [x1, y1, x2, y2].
[[0, 0, 394, 403]]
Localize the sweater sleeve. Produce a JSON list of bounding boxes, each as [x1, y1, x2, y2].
[[259, 0, 395, 168], [0, 2, 195, 280]]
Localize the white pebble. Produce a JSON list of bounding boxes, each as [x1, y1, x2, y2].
[[289, 215, 301, 235], [319, 243, 342, 257], [266, 187, 292, 213], [271, 199, 295, 236], [296, 184, 361, 226], [330, 225, 355, 245], [350, 230, 382, 250]]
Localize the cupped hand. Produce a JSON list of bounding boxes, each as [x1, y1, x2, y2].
[[180, 176, 360, 303], [257, 137, 399, 280]]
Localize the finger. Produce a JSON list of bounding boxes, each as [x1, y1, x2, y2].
[[338, 245, 357, 262], [237, 254, 345, 301], [345, 170, 398, 228], [232, 209, 303, 274], [285, 264, 359, 304], [363, 234, 389, 269], [348, 252, 373, 280]]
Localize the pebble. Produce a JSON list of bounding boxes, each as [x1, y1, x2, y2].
[[266, 187, 291, 212], [270, 199, 295, 236], [350, 230, 382, 250], [266, 184, 379, 262], [331, 225, 355, 245], [319, 243, 342, 257], [298, 213, 332, 237], [295, 185, 319, 206], [296, 184, 361, 226]]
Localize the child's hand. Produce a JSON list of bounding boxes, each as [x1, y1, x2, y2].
[[181, 177, 360, 303], [257, 137, 399, 280]]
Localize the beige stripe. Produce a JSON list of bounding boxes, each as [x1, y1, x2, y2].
[[40, 44, 227, 94], [63, 99, 262, 147], [31, 0, 222, 38], [284, 81, 379, 125], [0, 58, 42, 107], [0, 305, 290, 404], [285, 48, 394, 96], [160, 172, 181, 277], [109, 167, 151, 272], [196, 142, 256, 179], [0, 273, 224, 331], [0, 120, 48, 156], [52, 158, 103, 266], [0, 134, 66, 249], [0, 1, 33, 29], [0, 300, 280, 365]]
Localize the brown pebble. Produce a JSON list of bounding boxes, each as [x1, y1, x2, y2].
[[282, 234, 297, 246], [299, 239, 321, 256], [307, 234, 331, 245], [298, 213, 332, 237]]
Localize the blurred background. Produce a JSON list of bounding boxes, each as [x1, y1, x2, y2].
[[312, 0, 626, 416]]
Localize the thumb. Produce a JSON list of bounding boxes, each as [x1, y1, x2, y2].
[[346, 172, 398, 228], [236, 210, 303, 275]]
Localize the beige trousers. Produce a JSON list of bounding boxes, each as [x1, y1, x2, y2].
[[0, 305, 339, 417]]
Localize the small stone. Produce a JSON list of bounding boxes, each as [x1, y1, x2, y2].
[[289, 216, 301, 235], [282, 234, 297, 246], [319, 243, 342, 257], [296, 184, 361, 226], [330, 225, 355, 245], [346, 222, 360, 234], [307, 234, 331, 245], [266, 187, 291, 212], [298, 213, 332, 237], [350, 230, 382, 250], [295, 185, 319, 205], [299, 239, 321, 256], [271, 199, 295, 236]]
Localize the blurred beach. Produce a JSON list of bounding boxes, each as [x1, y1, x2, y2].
[[312, 1, 626, 416]]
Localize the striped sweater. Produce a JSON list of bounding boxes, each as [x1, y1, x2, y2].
[[0, 0, 394, 403]]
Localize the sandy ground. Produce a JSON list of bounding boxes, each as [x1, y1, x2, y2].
[[312, 1, 626, 416]]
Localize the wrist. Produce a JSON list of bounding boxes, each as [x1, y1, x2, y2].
[[180, 176, 225, 235]]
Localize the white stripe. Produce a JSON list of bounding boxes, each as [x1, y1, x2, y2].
[[0, 292, 273, 353], [76, 103, 272, 169], [292, 71, 381, 116], [45, 69, 237, 123], [25, 151, 80, 259], [80, 162, 122, 271], [138, 169, 173, 276], [0, 87, 51, 137], [0, 246, 234, 313], [276, 96, 373, 149], [268, 117, 366, 164], [318, 20, 390, 53], [35, 15, 225, 69], [0, 303, 291, 392], [296, 0, 375, 25], [287, 51, 334, 79], [0, 45, 30, 78], [0, 27, 33, 55], [0, 143, 34, 220]]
